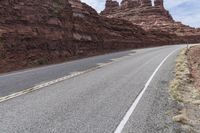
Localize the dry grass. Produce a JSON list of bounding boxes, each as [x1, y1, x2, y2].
[[172, 109, 188, 124], [169, 47, 200, 133], [170, 49, 191, 102]]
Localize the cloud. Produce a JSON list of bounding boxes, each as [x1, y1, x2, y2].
[[81, 0, 200, 28], [164, 0, 200, 28]]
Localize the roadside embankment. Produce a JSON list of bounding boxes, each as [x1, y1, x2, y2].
[[170, 45, 200, 132]]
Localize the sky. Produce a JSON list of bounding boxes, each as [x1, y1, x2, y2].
[[81, 0, 200, 28]]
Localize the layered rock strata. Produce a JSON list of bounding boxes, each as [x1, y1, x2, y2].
[[0, 0, 157, 72], [101, 0, 200, 43], [0, 0, 199, 73]]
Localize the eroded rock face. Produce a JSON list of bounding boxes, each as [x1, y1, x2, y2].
[[0, 0, 154, 72], [140, 0, 152, 7], [121, 0, 139, 9], [154, 0, 164, 8], [0, 0, 199, 73], [100, 0, 120, 15], [101, 0, 200, 43], [106, 0, 119, 10], [0, 0, 75, 71]]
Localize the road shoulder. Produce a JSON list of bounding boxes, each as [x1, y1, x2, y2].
[[170, 46, 200, 133], [122, 48, 181, 133]]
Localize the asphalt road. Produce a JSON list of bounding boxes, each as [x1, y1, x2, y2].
[[0, 45, 185, 133], [0, 46, 166, 97]]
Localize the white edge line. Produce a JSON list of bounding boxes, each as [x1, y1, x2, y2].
[[114, 48, 180, 133]]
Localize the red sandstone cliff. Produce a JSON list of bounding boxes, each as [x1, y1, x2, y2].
[[101, 0, 200, 43], [0, 0, 199, 73], [0, 0, 156, 73]]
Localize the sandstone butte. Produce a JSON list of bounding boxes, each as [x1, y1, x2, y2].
[[101, 0, 200, 42], [0, 0, 200, 72]]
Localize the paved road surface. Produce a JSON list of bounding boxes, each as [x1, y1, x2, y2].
[[0, 45, 185, 133]]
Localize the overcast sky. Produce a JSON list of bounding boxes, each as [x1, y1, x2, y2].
[[81, 0, 200, 28]]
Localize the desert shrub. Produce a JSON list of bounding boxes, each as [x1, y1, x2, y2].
[[32, 58, 49, 65], [0, 39, 6, 59]]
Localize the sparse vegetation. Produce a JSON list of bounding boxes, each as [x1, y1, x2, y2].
[[170, 49, 190, 102], [0, 39, 6, 59], [170, 47, 200, 132], [31, 58, 49, 65]]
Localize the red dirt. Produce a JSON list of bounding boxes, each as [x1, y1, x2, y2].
[[188, 45, 200, 90]]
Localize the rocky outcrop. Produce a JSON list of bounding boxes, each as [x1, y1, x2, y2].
[[0, 0, 157, 73], [0, 0, 199, 73], [154, 0, 164, 8], [103, 0, 119, 13], [0, 0, 75, 72], [101, 0, 200, 43], [121, 0, 139, 9], [140, 0, 152, 7]]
